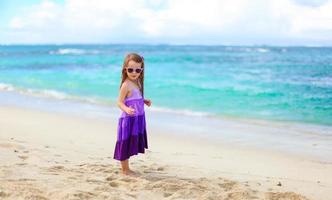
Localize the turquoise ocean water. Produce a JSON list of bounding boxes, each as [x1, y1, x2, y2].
[[0, 45, 331, 126]]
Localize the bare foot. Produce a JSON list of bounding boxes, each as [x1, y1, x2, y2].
[[122, 169, 139, 177]]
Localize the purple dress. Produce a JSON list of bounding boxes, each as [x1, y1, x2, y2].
[[113, 88, 148, 161]]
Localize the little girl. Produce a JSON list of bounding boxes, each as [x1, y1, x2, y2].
[[113, 53, 152, 176]]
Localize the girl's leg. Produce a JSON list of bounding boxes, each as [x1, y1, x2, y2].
[[120, 159, 129, 173], [120, 159, 136, 175]]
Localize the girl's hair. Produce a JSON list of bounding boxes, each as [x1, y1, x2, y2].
[[120, 53, 145, 97]]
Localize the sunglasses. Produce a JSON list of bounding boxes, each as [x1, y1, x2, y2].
[[126, 68, 143, 73]]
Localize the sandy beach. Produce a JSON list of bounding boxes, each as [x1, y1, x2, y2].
[[1, 0, 332, 198], [0, 105, 331, 200]]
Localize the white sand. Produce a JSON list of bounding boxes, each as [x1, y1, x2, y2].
[[0, 105, 331, 200]]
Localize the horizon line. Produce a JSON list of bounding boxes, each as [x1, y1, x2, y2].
[[0, 42, 332, 48]]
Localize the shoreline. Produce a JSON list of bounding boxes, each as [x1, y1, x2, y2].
[[0, 104, 332, 199], [1, 90, 332, 163], [1, 83, 331, 127]]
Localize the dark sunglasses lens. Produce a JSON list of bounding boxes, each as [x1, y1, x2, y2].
[[135, 69, 142, 73], [127, 68, 134, 73]]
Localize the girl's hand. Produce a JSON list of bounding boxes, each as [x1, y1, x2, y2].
[[144, 99, 152, 107], [125, 106, 135, 115]]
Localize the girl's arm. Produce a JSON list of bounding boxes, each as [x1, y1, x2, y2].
[[117, 82, 135, 115]]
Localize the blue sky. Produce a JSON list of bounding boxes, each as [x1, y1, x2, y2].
[[0, 0, 332, 45]]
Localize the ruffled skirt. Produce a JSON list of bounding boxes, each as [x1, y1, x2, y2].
[[113, 114, 148, 161]]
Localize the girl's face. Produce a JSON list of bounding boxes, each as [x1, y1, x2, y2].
[[126, 60, 143, 81]]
